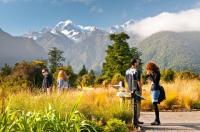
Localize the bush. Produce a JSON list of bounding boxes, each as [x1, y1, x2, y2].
[[192, 101, 200, 109], [104, 118, 128, 132], [94, 76, 107, 85], [111, 73, 124, 85], [11, 61, 45, 88], [113, 110, 132, 123], [176, 71, 200, 80], [0, 63, 12, 77], [161, 68, 175, 82]]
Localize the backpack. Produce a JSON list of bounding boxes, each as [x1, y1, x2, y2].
[[158, 85, 166, 104]]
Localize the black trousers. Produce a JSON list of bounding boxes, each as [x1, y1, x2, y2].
[[133, 96, 138, 127]]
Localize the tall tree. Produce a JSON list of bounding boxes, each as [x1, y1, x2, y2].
[[48, 47, 65, 73], [102, 32, 141, 79], [78, 65, 88, 77]]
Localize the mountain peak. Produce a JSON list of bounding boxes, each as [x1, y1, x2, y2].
[[63, 20, 73, 25]]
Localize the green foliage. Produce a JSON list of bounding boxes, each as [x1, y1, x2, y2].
[[48, 47, 65, 73], [88, 70, 96, 85], [111, 73, 124, 85], [0, 104, 97, 132], [104, 118, 128, 132], [102, 32, 141, 80], [94, 76, 107, 85], [0, 60, 47, 92], [11, 61, 45, 88], [0, 63, 11, 77], [113, 109, 132, 123], [161, 68, 175, 82], [77, 70, 96, 87], [192, 101, 200, 109], [79, 65, 88, 77], [139, 31, 200, 74]]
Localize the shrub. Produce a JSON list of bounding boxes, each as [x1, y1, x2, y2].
[[11, 61, 45, 88], [192, 101, 200, 109], [104, 118, 128, 132], [113, 109, 132, 123], [111, 73, 124, 85], [176, 71, 200, 80], [94, 76, 107, 85], [161, 68, 175, 82], [0, 63, 12, 77]]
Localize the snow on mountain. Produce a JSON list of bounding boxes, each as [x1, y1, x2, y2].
[[24, 27, 51, 40], [25, 20, 111, 43], [22, 20, 140, 72], [108, 19, 135, 33]]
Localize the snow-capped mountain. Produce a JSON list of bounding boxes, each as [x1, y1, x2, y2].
[[23, 20, 139, 72], [108, 20, 135, 33], [25, 20, 104, 43]]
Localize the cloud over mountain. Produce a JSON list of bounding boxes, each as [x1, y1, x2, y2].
[[126, 8, 200, 37]]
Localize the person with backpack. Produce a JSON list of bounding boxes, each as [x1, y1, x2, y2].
[[126, 58, 143, 129], [42, 68, 53, 95], [146, 62, 161, 125]]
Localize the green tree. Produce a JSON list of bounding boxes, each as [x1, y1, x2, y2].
[[102, 32, 141, 80], [48, 47, 65, 73], [0, 63, 12, 77], [78, 65, 88, 77], [11, 61, 44, 88], [88, 70, 96, 85]]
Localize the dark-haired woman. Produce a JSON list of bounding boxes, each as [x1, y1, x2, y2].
[[146, 62, 161, 125]]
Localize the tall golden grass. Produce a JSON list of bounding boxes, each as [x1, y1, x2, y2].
[[0, 88, 132, 123], [142, 79, 200, 111], [0, 78, 200, 122]]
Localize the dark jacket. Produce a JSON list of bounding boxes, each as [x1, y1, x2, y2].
[[147, 70, 160, 91], [42, 74, 53, 89]]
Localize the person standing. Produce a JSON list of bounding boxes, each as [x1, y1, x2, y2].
[[42, 68, 53, 95], [146, 62, 161, 125], [125, 58, 143, 129], [57, 69, 68, 94]]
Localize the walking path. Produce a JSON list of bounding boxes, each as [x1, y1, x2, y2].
[[140, 111, 200, 132]]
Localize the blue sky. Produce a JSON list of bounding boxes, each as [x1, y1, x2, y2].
[[0, 0, 199, 35]]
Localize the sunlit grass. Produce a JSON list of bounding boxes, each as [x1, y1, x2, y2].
[[141, 79, 200, 111], [0, 78, 200, 122]]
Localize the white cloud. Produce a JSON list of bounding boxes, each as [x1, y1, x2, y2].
[[90, 5, 103, 13], [126, 8, 200, 37]]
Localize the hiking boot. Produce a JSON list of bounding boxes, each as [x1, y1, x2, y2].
[[151, 120, 160, 125]]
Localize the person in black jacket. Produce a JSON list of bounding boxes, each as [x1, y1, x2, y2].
[[42, 68, 53, 95], [146, 62, 161, 125]]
